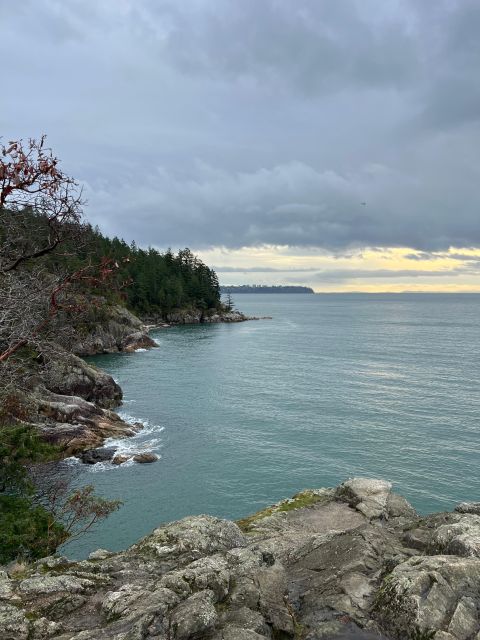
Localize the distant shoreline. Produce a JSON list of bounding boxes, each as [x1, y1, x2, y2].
[[221, 285, 314, 294]]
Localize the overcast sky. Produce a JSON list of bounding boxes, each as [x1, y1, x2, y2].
[[2, 0, 480, 291]]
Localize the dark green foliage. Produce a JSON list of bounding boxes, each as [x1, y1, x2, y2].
[[0, 495, 66, 563], [0, 424, 120, 562], [52, 225, 221, 317], [0, 425, 66, 562], [0, 424, 58, 494]]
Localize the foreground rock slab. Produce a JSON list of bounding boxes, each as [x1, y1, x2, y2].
[[1, 479, 480, 640]]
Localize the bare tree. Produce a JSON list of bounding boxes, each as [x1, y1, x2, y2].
[[0, 136, 83, 273], [0, 136, 127, 370], [31, 463, 121, 547]]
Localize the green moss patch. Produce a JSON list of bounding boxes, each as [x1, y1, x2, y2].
[[237, 490, 330, 533]]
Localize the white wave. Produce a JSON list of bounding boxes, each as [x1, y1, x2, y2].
[[62, 456, 81, 466], [87, 457, 137, 473], [80, 412, 166, 472], [135, 348, 147, 352]]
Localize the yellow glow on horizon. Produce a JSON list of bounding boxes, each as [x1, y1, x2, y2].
[[196, 245, 480, 292]]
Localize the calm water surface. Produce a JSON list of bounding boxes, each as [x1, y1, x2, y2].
[[64, 293, 480, 558]]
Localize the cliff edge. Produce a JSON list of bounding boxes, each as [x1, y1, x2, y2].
[[1, 478, 480, 640]]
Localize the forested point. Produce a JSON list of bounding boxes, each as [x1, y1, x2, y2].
[[46, 221, 222, 317], [0, 135, 225, 563], [221, 285, 314, 294]]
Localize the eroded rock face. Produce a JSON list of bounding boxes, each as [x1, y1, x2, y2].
[[34, 392, 140, 455], [68, 304, 145, 356], [1, 479, 480, 640], [374, 555, 480, 639], [43, 353, 122, 409]]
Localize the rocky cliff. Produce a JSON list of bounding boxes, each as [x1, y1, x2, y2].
[[9, 303, 158, 458], [69, 304, 157, 357], [1, 478, 480, 640]]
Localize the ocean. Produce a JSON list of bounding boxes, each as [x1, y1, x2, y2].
[[63, 293, 480, 558]]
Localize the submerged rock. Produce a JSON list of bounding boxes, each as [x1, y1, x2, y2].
[[2, 478, 480, 640], [77, 447, 116, 465]]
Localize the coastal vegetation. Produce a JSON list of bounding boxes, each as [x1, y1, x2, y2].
[[0, 136, 222, 562]]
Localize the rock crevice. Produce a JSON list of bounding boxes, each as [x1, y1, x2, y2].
[[2, 478, 480, 639]]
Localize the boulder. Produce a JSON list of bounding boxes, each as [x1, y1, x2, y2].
[[121, 332, 157, 352], [112, 454, 130, 465], [132, 452, 158, 463], [78, 447, 116, 465], [34, 392, 141, 455], [336, 478, 393, 520]]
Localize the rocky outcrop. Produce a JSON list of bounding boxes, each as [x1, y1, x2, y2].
[[33, 391, 141, 455], [69, 304, 156, 356], [2, 478, 480, 639], [42, 352, 122, 409], [164, 309, 251, 324]]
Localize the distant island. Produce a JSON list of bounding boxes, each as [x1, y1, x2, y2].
[[221, 285, 314, 294]]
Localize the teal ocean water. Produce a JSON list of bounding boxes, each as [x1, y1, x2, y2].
[[63, 293, 480, 558]]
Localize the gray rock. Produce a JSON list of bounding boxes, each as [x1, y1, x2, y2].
[[0, 603, 29, 640], [336, 478, 392, 520], [68, 303, 144, 356], [43, 352, 122, 408], [135, 515, 246, 562], [133, 452, 158, 463], [374, 555, 480, 639], [434, 514, 480, 557], [386, 493, 417, 518], [169, 590, 218, 639], [120, 332, 157, 352], [78, 447, 116, 464], [19, 575, 95, 595], [88, 549, 113, 561], [455, 502, 480, 515], [8, 479, 480, 640], [0, 577, 15, 601]]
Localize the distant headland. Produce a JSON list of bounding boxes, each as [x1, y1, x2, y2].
[[221, 285, 314, 293]]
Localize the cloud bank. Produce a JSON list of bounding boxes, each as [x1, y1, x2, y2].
[[1, 0, 480, 257]]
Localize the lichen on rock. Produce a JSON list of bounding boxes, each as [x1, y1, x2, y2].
[[1, 479, 480, 640]]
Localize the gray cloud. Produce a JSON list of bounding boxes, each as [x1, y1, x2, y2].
[[1, 0, 479, 253]]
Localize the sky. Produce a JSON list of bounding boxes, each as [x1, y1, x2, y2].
[[1, 0, 480, 292]]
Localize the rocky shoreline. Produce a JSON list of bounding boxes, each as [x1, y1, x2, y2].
[[22, 304, 264, 465], [1, 477, 479, 639]]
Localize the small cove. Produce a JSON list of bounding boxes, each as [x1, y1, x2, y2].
[[63, 293, 480, 558]]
